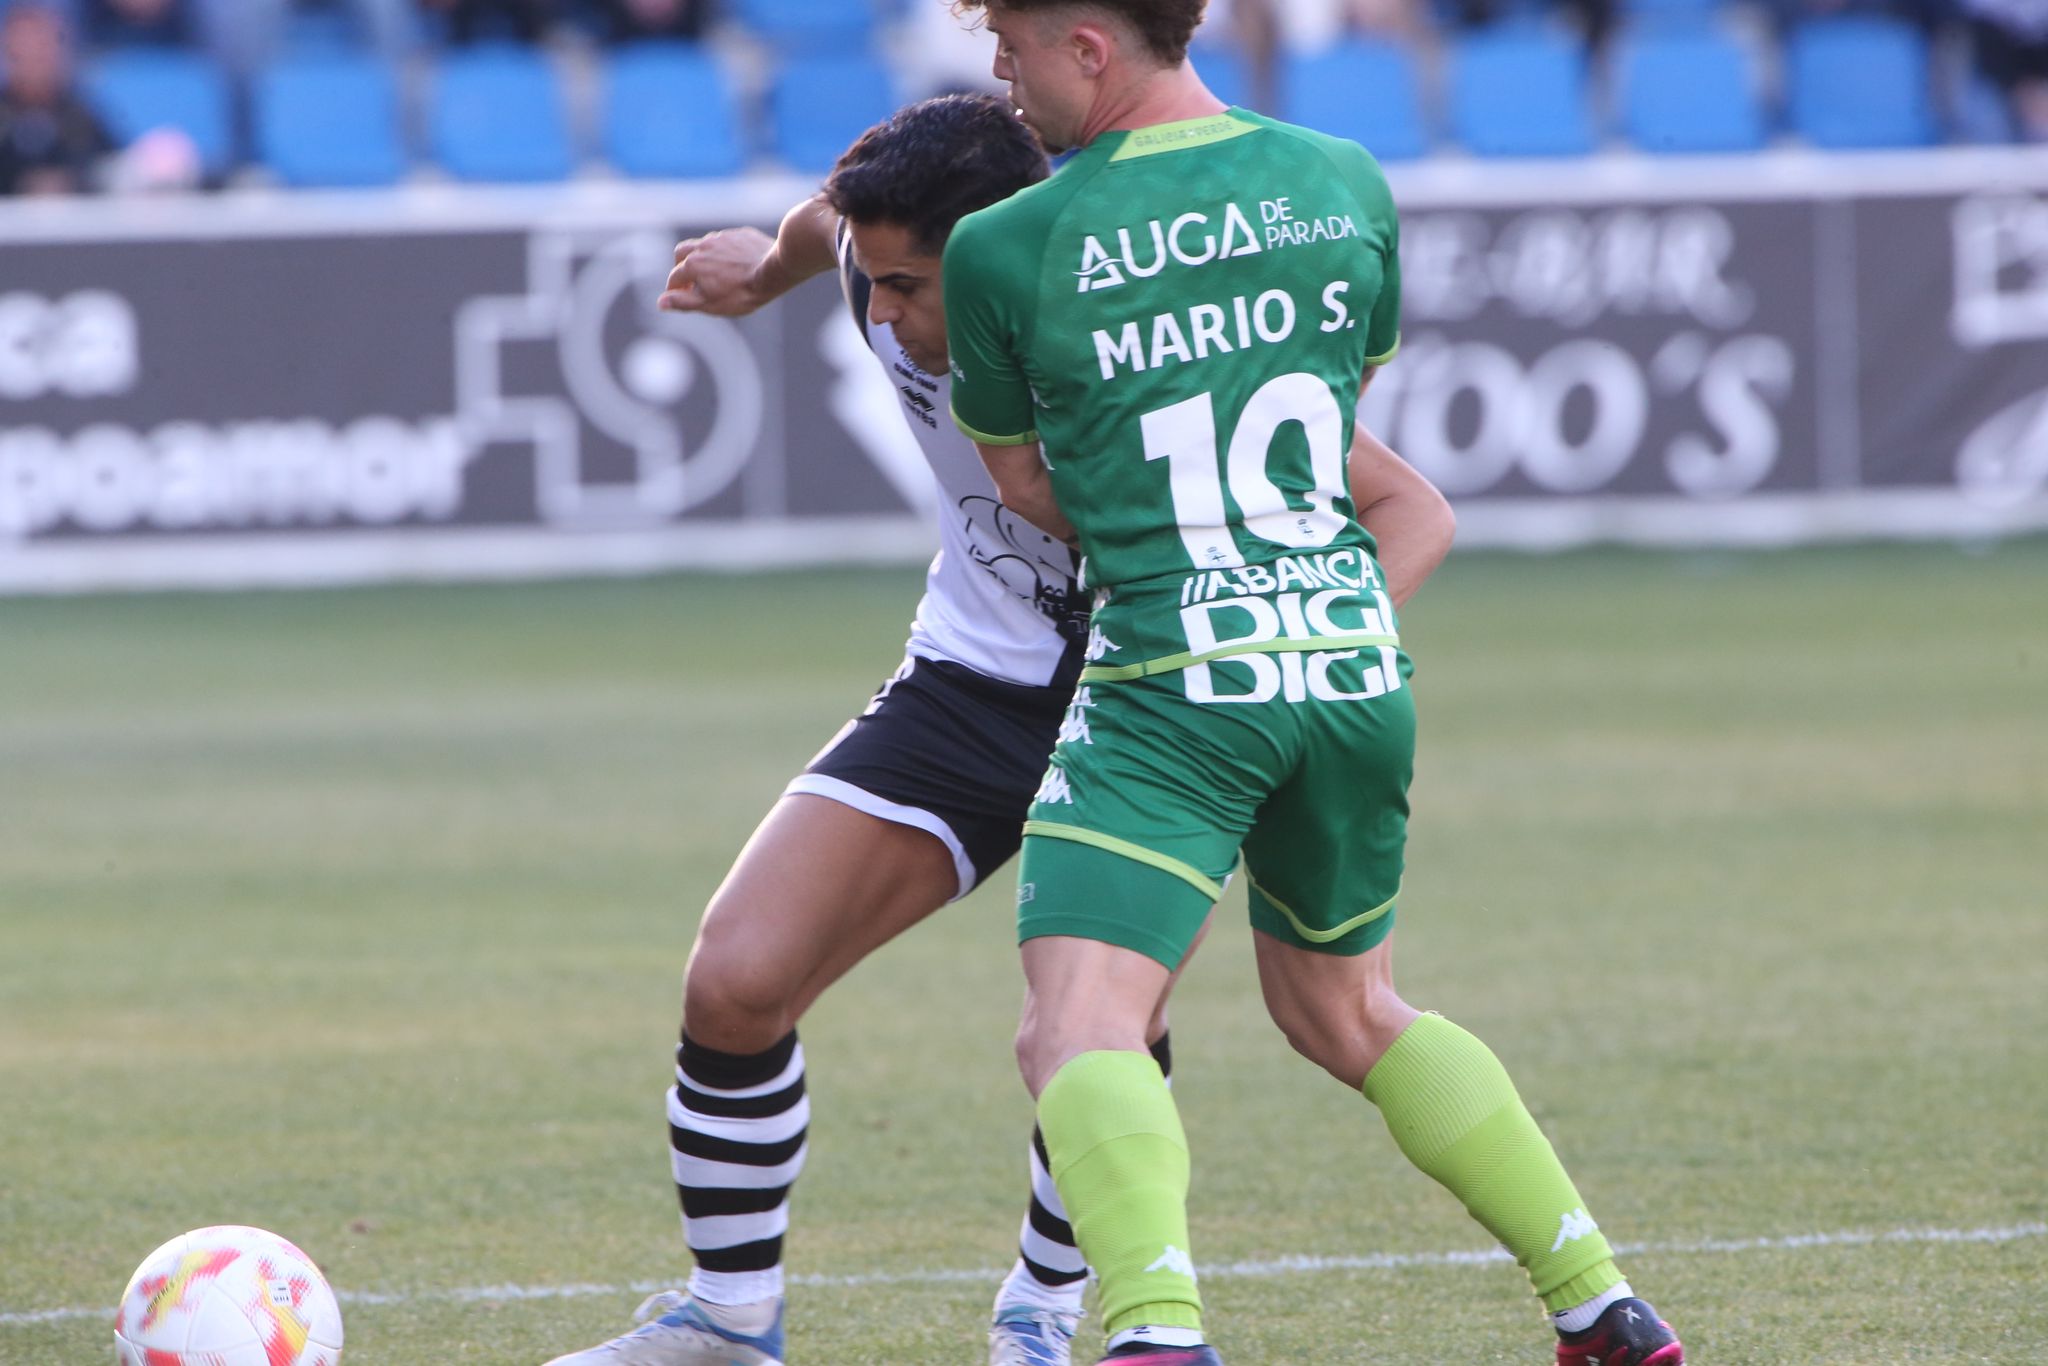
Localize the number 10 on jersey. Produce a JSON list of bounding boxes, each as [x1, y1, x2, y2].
[[1141, 370, 1350, 571]]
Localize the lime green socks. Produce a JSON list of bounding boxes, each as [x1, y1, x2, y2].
[[1038, 1050, 1204, 1336], [1039, 1023, 1621, 1329], [1361, 1013, 1625, 1312]]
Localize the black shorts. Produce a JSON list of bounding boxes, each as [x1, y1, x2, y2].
[[787, 655, 1073, 900]]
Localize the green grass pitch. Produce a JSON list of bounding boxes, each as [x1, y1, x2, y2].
[[2, 541, 2044, 1364]]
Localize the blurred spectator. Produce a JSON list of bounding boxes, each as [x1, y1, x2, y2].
[[1221, 0, 1424, 51], [594, 0, 709, 43], [420, 0, 555, 43], [897, 0, 1004, 98], [1764, 0, 1946, 32], [1442, 0, 1612, 48], [1214, 0, 1430, 110], [199, 0, 416, 72], [0, 3, 114, 194], [105, 122, 201, 188], [1963, 0, 2048, 138], [81, 0, 196, 47]]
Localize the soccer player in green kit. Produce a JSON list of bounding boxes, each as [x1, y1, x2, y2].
[[943, 4, 1688, 1363]]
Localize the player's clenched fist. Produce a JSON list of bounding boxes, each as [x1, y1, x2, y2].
[[659, 227, 777, 316]]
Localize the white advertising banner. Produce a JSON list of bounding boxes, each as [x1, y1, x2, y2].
[[2, 149, 2046, 593]]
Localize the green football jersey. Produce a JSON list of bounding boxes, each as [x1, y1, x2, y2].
[[945, 108, 1404, 685]]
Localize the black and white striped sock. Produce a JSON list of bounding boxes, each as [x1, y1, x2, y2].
[[669, 1030, 808, 1306], [998, 1032, 1174, 1311]]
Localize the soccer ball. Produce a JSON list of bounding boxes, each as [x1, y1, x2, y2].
[[114, 1225, 344, 1366]]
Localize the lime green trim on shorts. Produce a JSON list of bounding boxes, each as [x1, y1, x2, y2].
[[951, 404, 1039, 447], [1022, 820, 1224, 902], [1248, 869, 1398, 944], [1109, 112, 1259, 161], [1078, 632, 1400, 683], [1365, 334, 1401, 367]]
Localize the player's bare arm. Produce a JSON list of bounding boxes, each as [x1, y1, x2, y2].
[[973, 438, 1078, 546], [1349, 425, 1454, 609], [658, 192, 840, 316], [1346, 365, 1455, 607]]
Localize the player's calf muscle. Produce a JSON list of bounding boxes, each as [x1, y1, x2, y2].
[[1255, 934, 1419, 1088], [1017, 937, 1173, 1094]]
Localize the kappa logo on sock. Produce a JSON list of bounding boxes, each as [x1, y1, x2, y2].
[[1144, 1245, 1196, 1279], [1551, 1207, 1600, 1252]]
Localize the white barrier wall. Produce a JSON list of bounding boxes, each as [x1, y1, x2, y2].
[[2, 148, 2046, 593]]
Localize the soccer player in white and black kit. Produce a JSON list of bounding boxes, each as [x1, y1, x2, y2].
[[542, 95, 1455, 1366]]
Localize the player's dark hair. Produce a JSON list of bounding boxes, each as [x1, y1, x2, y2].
[[823, 94, 1051, 256], [954, 0, 1208, 67]]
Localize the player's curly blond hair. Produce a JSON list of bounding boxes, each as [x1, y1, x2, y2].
[[952, 0, 1209, 67]]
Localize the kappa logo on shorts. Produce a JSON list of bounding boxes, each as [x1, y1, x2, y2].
[[1017, 882, 1036, 905], [1057, 687, 1096, 746], [1034, 767, 1075, 805]]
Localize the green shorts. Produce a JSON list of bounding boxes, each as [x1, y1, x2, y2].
[[1018, 646, 1416, 969]]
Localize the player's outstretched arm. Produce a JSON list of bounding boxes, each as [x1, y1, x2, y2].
[[658, 192, 840, 316], [1350, 421, 1455, 609]]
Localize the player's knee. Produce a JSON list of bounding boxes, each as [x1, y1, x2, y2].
[[1015, 1008, 1097, 1096], [681, 925, 799, 1045], [1145, 998, 1172, 1044], [1015, 1000, 1158, 1096], [1014, 1014, 1057, 1094]]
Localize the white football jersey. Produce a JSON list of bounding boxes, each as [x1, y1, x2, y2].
[[837, 227, 1087, 688]]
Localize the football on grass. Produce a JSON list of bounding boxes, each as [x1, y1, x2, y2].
[[115, 1225, 343, 1366]]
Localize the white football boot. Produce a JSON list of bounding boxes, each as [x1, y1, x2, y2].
[[542, 1290, 785, 1366], [988, 1303, 1081, 1366]]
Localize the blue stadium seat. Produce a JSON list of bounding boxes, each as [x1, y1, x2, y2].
[[84, 50, 233, 175], [256, 53, 406, 187], [1619, 0, 1724, 29], [430, 46, 575, 182], [771, 53, 896, 174], [276, 3, 368, 54], [1284, 39, 1429, 161], [1616, 28, 1766, 153], [731, 0, 875, 51], [1788, 16, 1936, 149], [604, 43, 745, 179], [1449, 28, 1596, 157]]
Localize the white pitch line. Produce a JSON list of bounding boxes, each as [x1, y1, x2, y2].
[[5, 1221, 2042, 1328]]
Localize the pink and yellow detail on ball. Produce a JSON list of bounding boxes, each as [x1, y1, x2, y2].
[[114, 1226, 342, 1366], [129, 1247, 242, 1334]]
